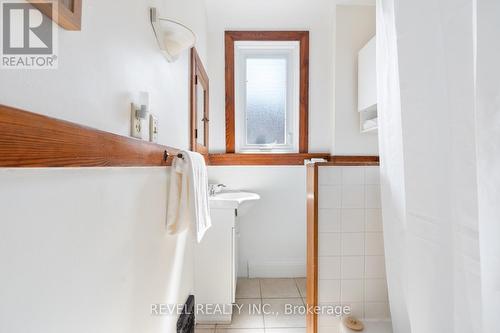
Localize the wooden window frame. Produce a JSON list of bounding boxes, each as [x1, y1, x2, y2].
[[28, 0, 82, 31], [190, 47, 210, 155], [225, 31, 310, 154]]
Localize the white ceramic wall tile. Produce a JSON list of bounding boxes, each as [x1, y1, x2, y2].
[[342, 167, 365, 185], [364, 302, 391, 319], [317, 166, 389, 322], [319, 257, 342, 279], [364, 167, 380, 185], [318, 311, 341, 329], [341, 233, 365, 256], [343, 302, 364, 319], [341, 209, 365, 232], [319, 168, 342, 185], [341, 185, 365, 208], [319, 279, 341, 302], [365, 209, 383, 232], [318, 325, 340, 333], [365, 185, 381, 208], [319, 209, 341, 233], [365, 256, 386, 279], [319, 233, 342, 256], [319, 186, 342, 209], [341, 279, 364, 302], [365, 233, 385, 256], [365, 279, 389, 302], [341, 256, 364, 279]]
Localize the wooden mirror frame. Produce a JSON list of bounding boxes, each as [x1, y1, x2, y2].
[[190, 48, 210, 154], [28, 0, 82, 31]]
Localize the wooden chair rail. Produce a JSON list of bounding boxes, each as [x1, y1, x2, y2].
[[0, 104, 179, 168], [0, 105, 379, 168], [321, 155, 380, 166], [208, 153, 331, 166]]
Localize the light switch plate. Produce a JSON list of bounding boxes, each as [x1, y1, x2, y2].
[[149, 114, 158, 143]]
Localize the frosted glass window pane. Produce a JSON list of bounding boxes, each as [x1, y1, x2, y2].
[[246, 57, 287, 145]]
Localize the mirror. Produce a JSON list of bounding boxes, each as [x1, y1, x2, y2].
[[196, 83, 206, 147], [190, 48, 209, 154]]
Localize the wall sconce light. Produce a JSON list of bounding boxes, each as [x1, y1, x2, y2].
[[150, 7, 196, 62], [131, 92, 150, 139]]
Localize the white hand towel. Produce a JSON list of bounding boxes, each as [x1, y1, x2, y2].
[[166, 151, 212, 243]]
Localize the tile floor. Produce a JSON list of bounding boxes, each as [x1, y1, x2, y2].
[[195, 278, 307, 333]]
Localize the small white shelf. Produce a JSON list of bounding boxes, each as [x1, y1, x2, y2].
[[361, 126, 378, 134], [359, 108, 378, 134], [359, 103, 377, 113]]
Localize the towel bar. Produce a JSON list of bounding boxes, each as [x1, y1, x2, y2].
[[163, 150, 184, 161]]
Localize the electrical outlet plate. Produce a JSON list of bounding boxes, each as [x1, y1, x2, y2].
[[149, 114, 158, 143], [131, 103, 143, 139]]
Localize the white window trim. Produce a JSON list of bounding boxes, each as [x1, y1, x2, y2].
[[234, 41, 300, 153]]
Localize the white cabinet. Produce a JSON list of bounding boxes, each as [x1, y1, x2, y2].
[[358, 35, 378, 133], [195, 208, 238, 324], [194, 191, 260, 324], [358, 36, 377, 111]]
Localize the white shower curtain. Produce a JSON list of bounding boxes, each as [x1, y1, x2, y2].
[[475, 2, 500, 332], [376, 0, 500, 332]]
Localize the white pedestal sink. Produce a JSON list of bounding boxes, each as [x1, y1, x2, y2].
[[209, 191, 260, 210], [195, 191, 260, 324]]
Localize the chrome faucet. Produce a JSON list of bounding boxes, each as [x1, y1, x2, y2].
[[209, 184, 227, 196]]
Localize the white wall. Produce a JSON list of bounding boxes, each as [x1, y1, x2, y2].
[[0, 0, 208, 332], [0, 168, 195, 333], [334, 6, 378, 155], [208, 166, 307, 278], [205, 0, 336, 153]]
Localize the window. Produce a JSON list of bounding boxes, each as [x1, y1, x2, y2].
[[235, 41, 300, 152], [225, 31, 309, 154]]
